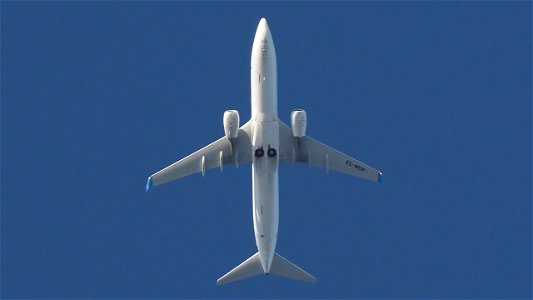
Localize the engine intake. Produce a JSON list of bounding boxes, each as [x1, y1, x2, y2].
[[291, 109, 307, 137], [223, 110, 240, 139]]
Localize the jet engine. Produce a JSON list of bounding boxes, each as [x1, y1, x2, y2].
[[223, 110, 240, 139], [291, 109, 307, 137]]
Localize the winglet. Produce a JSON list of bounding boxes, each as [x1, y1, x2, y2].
[[145, 176, 153, 191], [378, 172, 383, 184]]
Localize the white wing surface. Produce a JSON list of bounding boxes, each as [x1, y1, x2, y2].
[[146, 121, 253, 190], [278, 121, 382, 183]]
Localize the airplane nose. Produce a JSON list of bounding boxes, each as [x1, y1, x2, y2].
[[258, 18, 268, 34], [255, 18, 270, 44], [252, 18, 276, 59]]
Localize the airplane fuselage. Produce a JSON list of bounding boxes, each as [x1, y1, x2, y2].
[[250, 19, 279, 273]]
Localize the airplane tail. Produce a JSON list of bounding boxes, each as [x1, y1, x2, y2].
[[217, 252, 316, 285]]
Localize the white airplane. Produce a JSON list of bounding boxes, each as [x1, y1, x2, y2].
[[146, 18, 382, 285]]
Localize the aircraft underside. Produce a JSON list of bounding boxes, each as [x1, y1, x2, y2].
[[146, 18, 382, 285]]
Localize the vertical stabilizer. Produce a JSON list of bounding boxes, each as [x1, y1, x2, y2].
[[270, 252, 316, 283]]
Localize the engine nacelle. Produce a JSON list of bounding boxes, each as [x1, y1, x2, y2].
[[291, 109, 307, 137], [223, 110, 240, 139]]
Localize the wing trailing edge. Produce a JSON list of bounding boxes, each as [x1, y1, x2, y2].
[[146, 122, 252, 190], [278, 121, 382, 183]]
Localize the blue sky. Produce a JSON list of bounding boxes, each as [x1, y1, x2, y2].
[[2, 2, 531, 298]]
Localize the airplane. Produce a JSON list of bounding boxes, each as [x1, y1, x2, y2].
[[146, 18, 382, 285]]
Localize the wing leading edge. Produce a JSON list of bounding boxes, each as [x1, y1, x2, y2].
[[146, 121, 253, 190], [278, 121, 382, 183]]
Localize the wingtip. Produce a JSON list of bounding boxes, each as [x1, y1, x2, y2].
[[145, 176, 153, 191], [378, 172, 383, 184]]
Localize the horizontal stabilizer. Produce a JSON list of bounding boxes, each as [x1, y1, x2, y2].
[[270, 252, 316, 283], [217, 253, 263, 285], [217, 252, 316, 285]]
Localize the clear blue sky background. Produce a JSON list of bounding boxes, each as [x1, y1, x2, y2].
[[2, 2, 531, 299]]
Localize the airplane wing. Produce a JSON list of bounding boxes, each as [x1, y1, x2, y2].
[[278, 121, 382, 183], [146, 121, 253, 190]]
